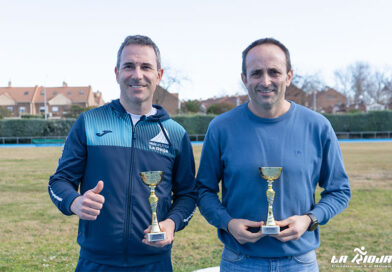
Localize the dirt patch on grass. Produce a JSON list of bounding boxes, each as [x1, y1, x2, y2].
[[348, 170, 392, 189]]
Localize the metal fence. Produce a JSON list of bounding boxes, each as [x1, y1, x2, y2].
[[191, 131, 392, 141], [190, 132, 392, 140], [335, 131, 392, 139], [188, 134, 205, 142], [1, 131, 391, 145], [0, 136, 66, 145]]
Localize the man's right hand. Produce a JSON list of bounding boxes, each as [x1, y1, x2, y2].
[[70, 181, 105, 220], [227, 219, 265, 244]]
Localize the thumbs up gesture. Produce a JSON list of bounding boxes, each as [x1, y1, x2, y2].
[[70, 181, 105, 220]]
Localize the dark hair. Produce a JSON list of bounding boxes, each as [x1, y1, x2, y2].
[[116, 35, 161, 70], [242, 38, 291, 75]]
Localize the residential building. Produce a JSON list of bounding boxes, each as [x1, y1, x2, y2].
[[200, 95, 248, 112], [285, 84, 307, 105], [152, 86, 179, 116], [199, 84, 307, 113], [0, 84, 37, 116], [306, 88, 350, 113], [0, 82, 105, 118]]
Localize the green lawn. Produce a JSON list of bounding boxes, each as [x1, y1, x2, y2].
[[0, 142, 391, 271]]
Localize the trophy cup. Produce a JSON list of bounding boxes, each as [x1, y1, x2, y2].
[[259, 167, 282, 235], [139, 171, 166, 242]]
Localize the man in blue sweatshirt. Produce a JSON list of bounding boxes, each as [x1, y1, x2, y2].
[[48, 35, 196, 271], [196, 38, 351, 271]]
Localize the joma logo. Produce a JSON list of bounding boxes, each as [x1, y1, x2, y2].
[[96, 130, 112, 137]]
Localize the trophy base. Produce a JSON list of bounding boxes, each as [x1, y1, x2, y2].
[[146, 232, 166, 242], [262, 225, 280, 235]]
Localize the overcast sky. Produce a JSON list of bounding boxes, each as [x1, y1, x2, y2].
[[1, 0, 391, 102]]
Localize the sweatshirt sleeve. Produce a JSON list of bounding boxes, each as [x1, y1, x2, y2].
[[48, 115, 87, 215], [311, 124, 351, 225], [196, 124, 233, 231], [167, 133, 197, 232]]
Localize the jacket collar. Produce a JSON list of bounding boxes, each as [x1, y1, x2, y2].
[[109, 99, 170, 121]]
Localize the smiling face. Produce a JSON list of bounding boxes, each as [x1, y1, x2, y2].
[[242, 43, 293, 118], [115, 44, 163, 114]]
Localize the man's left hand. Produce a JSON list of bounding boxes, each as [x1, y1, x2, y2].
[[142, 218, 176, 247], [272, 215, 311, 242]]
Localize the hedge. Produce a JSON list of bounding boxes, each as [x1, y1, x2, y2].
[[172, 115, 216, 135], [174, 112, 392, 135], [324, 111, 392, 132], [1, 111, 391, 137], [0, 119, 75, 137]]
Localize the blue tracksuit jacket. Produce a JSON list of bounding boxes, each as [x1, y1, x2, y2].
[[48, 99, 196, 267]]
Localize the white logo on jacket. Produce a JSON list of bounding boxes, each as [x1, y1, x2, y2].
[[149, 125, 170, 153]]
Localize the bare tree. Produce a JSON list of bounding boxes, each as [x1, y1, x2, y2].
[[292, 73, 325, 94], [334, 62, 392, 109], [237, 80, 248, 95], [292, 72, 325, 111], [334, 69, 353, 105], [154, 66, 190, 106], [334, 62, 373, 105], [367, 70, 392, 109], [350, 62, 372, 105], [160, 66, 189, 92]]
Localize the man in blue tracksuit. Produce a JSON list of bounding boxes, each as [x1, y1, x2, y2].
[[197, 38, 351, 271], [48, 35, 196, 271]]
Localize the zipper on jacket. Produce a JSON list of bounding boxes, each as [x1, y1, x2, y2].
[[123, 116, 144, 265], [124, 119, 136, 265]]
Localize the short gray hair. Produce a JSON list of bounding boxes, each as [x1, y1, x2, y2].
[[116, 35, 161, 70]]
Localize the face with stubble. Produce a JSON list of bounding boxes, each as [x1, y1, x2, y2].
[[115, 44, 163, 111], [242, 43, 293, 116]]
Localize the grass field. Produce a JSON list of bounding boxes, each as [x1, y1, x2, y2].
[[0, 142, 391, 272]]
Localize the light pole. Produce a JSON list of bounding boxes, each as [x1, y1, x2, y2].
[[44, 86, 47, 120]]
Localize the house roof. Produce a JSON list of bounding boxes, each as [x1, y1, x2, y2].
[[0, 86, 38, 103], [0, 92, 16, 106], [200, 95, 249, 109], [34, 86, 93, 103], [154, 86, 179, 100], [48, 93, 73, 106], [0, 84, 105, 109], [286, 84, 305, 97], [318, 87, 346, 98]]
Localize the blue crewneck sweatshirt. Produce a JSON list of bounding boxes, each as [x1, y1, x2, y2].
[[197, 102, 351, 257]]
